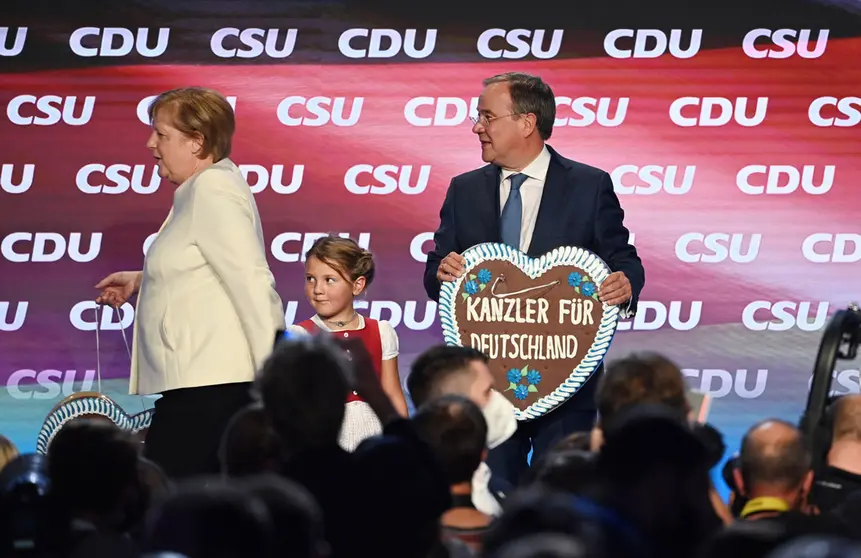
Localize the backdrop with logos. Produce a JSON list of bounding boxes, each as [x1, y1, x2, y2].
[[1, 0, 859, 485]]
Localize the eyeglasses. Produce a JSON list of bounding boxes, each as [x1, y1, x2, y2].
[[469, 113, 520, 127]]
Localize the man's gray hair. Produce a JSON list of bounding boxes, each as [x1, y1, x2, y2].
[[483, 72, 556, 140]]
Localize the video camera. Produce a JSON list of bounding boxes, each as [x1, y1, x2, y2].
[[800, 303, 861, 470], [721, 303, 861, 514], [0, 454, 51, 556]]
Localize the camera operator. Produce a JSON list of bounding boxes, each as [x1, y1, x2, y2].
[[733, 419, 814, 520], [728, 418, 851, 539], [810, 395, 861, 513]]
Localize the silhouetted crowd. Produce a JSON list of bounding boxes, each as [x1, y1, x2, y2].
[[3, 336, 861, 558]]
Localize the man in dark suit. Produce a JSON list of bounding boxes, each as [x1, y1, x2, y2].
[[423, 72, 645, 486]]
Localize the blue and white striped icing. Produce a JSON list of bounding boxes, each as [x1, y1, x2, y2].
[[36, 395, 154, 454], [439, 243, 620, 421]]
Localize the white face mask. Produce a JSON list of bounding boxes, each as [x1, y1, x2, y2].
[[482, 389, 517, 449]]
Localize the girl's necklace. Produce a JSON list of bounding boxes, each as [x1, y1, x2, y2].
[[326, 311, 358, 328]]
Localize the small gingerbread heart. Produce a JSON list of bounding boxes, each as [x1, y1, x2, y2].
[[36, 391, 154, 454]]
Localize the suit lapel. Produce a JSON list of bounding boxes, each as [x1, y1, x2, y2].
[[528, 155, 569, 256], [480, 165, 502, 243]]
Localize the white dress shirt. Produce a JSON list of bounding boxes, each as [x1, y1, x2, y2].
[[498, 145, 634, 316], [498, 145, 552, 253], [130, 158, 286, 395]]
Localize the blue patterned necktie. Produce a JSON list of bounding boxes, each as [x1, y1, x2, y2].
[[500, 173, 528, 250]]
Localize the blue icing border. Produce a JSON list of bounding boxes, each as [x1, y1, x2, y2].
[[36, 396, 154, 454], [439, 243, 620, 421]]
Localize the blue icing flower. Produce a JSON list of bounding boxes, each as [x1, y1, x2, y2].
[[477, 268, 492, 284], [526, 370, 542, 385], [465, 280, 479, 295], [507, 368, 521, 384], [568, 272, 582, 287], [514, 384, 529, 400], [581, 281, 595, 297]]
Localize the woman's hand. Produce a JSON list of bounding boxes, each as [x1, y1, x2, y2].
[[95, 271, 142, 306]]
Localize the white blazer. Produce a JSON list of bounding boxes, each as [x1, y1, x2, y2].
[[129, 158, 286, 395]]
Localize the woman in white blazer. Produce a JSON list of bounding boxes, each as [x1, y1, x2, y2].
[[96, 87, 285, 479]]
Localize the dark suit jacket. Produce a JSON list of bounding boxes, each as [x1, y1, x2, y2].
[[423, 145, 645, 413], [424, 145, 644, 309]]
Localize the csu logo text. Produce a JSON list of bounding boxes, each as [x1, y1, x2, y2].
[[339, 29, 436, 58], [611, 165, 696, 195], [1, 232, 102, 263], [277, 97, 363, 127], [808, 97, 861, 127], [69, 27, 169, 57], [6, 369, 96, 400], [676, 233, 761, 263], [344, 165, 430, 195], [555, 97, 628, 127], [7, 95, 95, 126], [211, 28, 296, 58], [812, 369, 861, 397], [0, 27, 27, 56], [477, 29, 563, 59], [737, 165, 834, 195], [743, 301, 829, 332], [604, 29, 702, 59], [670, 97, 768, 127], [743, 29, 828, 59], [76, 164, 161, 194]]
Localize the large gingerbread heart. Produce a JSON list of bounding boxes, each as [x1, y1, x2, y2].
[[36, 392, 154, 454], [439, 243, 620, 421]]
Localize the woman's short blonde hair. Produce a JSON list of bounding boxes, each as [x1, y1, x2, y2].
[[0, 434, 19, 472], [148, 87, 235, 162]]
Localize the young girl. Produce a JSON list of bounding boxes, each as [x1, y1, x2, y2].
[[286, 235, 409, 451]]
